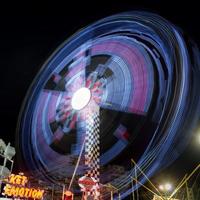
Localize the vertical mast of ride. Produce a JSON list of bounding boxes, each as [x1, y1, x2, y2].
[[84, 106, 100, 200]]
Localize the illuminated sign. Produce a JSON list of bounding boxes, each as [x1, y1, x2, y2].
[[7, 174, 28, 185], [2, 173, 44, 199]]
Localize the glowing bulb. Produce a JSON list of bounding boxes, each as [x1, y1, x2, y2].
[[159, 183, 173, 192], [159, 185, 164, 191], [71, 87, 91, 110], [165, 183, 172, 191]]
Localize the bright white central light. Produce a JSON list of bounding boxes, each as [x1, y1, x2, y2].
[[71, 87, 91, 110], [165, 183, 172, 191]]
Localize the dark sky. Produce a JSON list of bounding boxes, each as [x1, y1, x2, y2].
[[0, 0, 199, 186]]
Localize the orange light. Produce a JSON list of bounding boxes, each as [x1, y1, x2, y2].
[[65, 190, 73, 196], [2, 173, 44, 199], [64, 190, 74, 200]]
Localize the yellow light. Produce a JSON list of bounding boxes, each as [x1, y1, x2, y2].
[[8, 174, 28, 186], [3, 173, 44, 199], [3, 185, 44, 199]]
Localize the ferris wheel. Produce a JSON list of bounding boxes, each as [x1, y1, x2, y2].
[[17, 12, 200, 199]]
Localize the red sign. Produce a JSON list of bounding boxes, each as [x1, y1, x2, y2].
[[78, 176, 97, 191]]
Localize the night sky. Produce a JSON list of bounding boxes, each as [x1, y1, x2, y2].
[[0, 0, 199, 186]]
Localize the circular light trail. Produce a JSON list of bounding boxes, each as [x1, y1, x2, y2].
[[17, 11, 200, 199]]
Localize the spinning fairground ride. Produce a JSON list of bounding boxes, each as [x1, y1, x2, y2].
[[16, 12, 200, 199]]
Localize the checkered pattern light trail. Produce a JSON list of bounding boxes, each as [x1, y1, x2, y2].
[[85, 108, 100, 199]]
